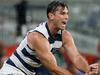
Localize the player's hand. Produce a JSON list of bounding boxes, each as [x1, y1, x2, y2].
[[85, 63, 98, 75]]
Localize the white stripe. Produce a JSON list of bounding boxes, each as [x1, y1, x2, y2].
[[16, 37, 27, 51], [34, 22, 49, 39], [0, 62, 25, 75], [51, 41, 62, 49], [10, 54, 35, 75], [25, 45, 36, 55], [17, 49, 41, 67]]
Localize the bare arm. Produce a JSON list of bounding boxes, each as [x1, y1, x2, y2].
[[27, 32, 73, 75], [61, 30, 90, 73]]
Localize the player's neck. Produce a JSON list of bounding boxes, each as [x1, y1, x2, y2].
[[47, 21, 59, 37]]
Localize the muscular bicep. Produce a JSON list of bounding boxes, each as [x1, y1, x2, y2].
[[34, 38, 57, 70], [27, 32, 57, 72], [62, 30, 80, 62], [62, 31, 89, 73]]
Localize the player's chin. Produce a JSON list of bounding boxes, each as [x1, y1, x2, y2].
[[59, 28, 65, 31], [60, 25, 66, 30]]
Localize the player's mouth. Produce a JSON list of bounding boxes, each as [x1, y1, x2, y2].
[[61, 21, 66, 29], [62, 21, 66, 26], [62, 21, 66, 25]]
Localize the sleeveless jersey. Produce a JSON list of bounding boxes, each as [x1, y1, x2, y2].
[[6, 22, 62, 75]]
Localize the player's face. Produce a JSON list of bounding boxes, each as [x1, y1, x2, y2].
[[53, 6, 69, 30]]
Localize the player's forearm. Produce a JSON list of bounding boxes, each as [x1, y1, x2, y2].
[[73, 55, 89, 73], [39, 53, 73, 75], [43, 63, 73, 75], [51, 66, 73, 75]]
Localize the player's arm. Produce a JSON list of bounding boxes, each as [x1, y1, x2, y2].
[[27, 32, 73, 75], [61, 30, 90, 73]]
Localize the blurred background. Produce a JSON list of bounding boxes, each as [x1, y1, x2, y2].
[[0, 0, 100, 72]]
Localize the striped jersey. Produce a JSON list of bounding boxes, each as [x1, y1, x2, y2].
[[6, 22, 63, 75]]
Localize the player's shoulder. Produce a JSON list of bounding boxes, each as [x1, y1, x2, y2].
[[28, 31, 45, 38], [62, 30, 74, 42], [62, 30, 72, 37], [27, 32, 47, 42]]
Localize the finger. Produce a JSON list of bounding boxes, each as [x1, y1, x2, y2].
[[90, 63, 98, 72], [91, 69, 98, 74], [88, 69, 98, 75], [90, 67, 98, 73], [90, 63, 98, 69]]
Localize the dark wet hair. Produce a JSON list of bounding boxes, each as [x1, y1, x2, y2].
[[47, 1, 68, 18]]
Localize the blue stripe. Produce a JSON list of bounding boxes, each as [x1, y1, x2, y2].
[[48, 37, 55, 43], [27, 44, 33, 50], [55, 34, 62, 41], [33, 30, 46, 39], [48, 34, 62, 44], [14, 51, 35, 72], [6, 58, 27, 75], [51, 48, 60, 54], [22, 48, 41, 64], [46, 23, 62, 43], [45, 23, 54, 40]]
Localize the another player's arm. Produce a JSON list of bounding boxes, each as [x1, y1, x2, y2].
[[61, 30, 90, 73], [27, 32, 73, 75]]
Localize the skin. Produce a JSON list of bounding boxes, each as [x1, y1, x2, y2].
[[0, 42, 5, 69], [27, 6, 97, 75], [0, 58, 5, 69]]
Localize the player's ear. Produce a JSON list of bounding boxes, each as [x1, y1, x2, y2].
[[48, 13, 54, 20]]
